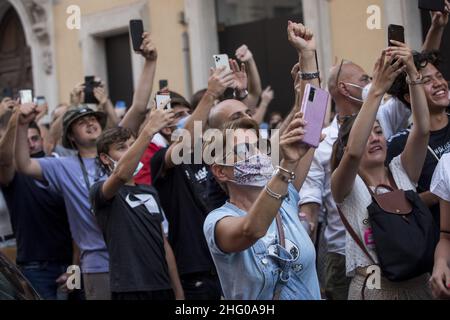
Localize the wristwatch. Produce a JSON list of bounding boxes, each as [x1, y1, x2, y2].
[[233, 89, 249, 101], [299, 71, 320, 81]]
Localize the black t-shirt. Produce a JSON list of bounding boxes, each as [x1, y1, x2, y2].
[[386, 115, 450, 225], [90, 181, 171, 293], [151, 148, 218, 276], [1, 173, 72, 264]]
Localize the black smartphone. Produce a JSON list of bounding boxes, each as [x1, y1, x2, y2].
[[388, 24, 405, 46], [159, 79, 168, 90], [129, 20, 144, 52], [84, 76, 100, 104], [419, 0, 445, 12]]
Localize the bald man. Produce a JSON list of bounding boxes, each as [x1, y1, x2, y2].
[[207, 99, 253, 130]]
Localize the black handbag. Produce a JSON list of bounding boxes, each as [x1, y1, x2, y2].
[[339, 173, 439, 283]]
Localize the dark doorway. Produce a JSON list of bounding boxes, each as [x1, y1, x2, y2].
[[105, 33, 133, 108], [421, 10, 450, 79], [218, 14, 303, 119], [0, 7, 33, 98]]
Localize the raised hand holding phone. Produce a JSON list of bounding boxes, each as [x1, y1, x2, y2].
[[140, 32, 157, 61], [18, 102, 38, 125], [299, 84, 329, 148]]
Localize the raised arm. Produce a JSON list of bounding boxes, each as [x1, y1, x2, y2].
[[422, 1, 450, 52], [235, 45, 262, 108], [0, 109, 18, 186], [94, 86, 119, 128], [162, 67, 232, 170], [252, 86, 274, 124], [120, 32, 158, 134], [45, 104, 68, 154], [213, 113, 310, 253], [387, 41, 430, 183], [14, 103, 44, 181], [331, 51, 406, 203], [101, 106, 174, 200]]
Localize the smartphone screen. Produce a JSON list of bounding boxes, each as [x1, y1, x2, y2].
[[130, 20, 144, 52], [19, 90, 33, 104], [388, 24, 405, 46], [213, 54, 231, 71]]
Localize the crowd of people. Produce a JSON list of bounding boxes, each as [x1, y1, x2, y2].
[[0, 7, 450, 301]]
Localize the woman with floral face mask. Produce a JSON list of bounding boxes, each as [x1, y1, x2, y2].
[[204, 115, 321, 300]]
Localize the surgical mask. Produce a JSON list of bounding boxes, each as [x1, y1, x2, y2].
[[362, 83, 373, 101], [106, 155, 144, 177], [226, 153, 274, 188], [176, 115, 190, 129], [343, 82, 365, 103]]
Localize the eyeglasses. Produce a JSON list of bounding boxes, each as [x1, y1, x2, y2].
[[335, 59, 347, 88], [335, 59, 373, 88], [217, 141, 272, 165]]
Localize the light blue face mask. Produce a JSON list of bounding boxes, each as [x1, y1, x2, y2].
[[106, 155, 144, 177], [176, 115, 190, 129]]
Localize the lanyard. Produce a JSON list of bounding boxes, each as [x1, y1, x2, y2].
[[427, 146, 440, 163], [77, 153, 99, 192]]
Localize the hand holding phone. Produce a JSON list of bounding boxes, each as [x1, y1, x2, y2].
[[130, 20, 144, 52], [299, 84, 329, 148]]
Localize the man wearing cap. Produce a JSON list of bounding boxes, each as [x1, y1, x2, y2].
[[0, 105, 73, 299], [14, 33, 160, 300]]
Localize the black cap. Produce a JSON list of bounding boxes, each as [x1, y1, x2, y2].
[[62, 106, 107, 149]]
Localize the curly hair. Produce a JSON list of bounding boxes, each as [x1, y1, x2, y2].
[[387, 50, 441, 106]]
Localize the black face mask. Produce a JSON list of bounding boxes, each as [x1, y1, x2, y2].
[[31, 150, 45, 159]]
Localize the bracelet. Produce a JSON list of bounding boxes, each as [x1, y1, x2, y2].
[[265, 185, 288, 201], [233, 89, 249, 101], [406, 73, 423, 85], [274, 165, 296, 183], [299, 71, 320, 81]]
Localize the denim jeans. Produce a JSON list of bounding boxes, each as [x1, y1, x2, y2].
[[18, 261, 69, 300]]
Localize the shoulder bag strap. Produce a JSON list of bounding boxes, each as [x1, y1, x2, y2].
[[337, 206, 376, 265]]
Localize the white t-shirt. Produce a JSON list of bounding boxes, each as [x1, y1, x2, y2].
[[338, 155, 416, 276], [376, 97, 411, 140], [430, 153, 450, 202]]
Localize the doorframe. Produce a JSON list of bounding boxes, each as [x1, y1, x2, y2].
[[79, 0, 150, 92], [0, 0, 59, 120]]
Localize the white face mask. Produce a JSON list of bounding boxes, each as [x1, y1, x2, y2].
[[362, 83, 373, 102], [343, 82, 366, 103], [106, 155, 144, 177]]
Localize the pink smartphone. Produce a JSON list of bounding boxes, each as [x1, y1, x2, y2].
[[300, 84, 329, 148]]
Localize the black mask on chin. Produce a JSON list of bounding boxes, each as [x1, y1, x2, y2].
[[31, 150, 46, 159]]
